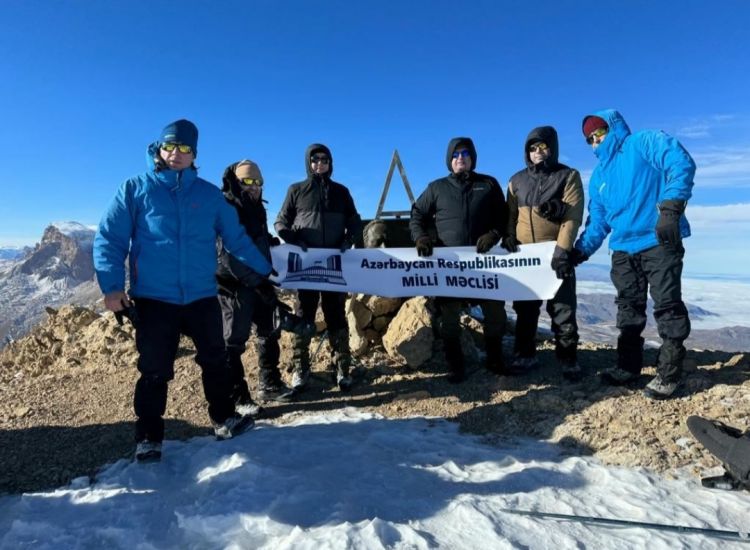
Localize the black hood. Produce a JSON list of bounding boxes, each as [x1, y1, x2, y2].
[[445, 137, 477, 173], [305, 143, 333, 178], [524, 126, 559, 169]]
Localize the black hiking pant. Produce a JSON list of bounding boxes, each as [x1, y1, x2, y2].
[[512, 274, 579, 360], [292, 289, 349, 367], [219, 285, 282, 399], [296, 289, 347, 330], [610, 243, 690, 382], [437, 297, 506, 347], [133, 296, 235, 443]]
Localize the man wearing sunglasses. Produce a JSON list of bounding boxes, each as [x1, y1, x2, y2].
[[572, 110, 696, 399], [94, 120, 274, 462], [410, 137, 509, 383], [503, 126, 584, 380], [275, 144, 362, 392], [216, 160, 295, 411]]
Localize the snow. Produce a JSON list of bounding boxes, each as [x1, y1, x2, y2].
[[1, 410, 748, 549], [50, 221, 95, 243]]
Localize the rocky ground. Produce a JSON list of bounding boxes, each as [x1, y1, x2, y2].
[[1, 304, 748, 495]]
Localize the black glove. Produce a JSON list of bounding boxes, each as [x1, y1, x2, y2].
[[539, 199, 567, 222], [655, 200, 685, 245], [114, 305, 139, 328], [570, 247, 589, 267], [476, 230, 500, 253], [254, 279, 278, 306], [550, 246, 574, 280], [500, 235, 520, 253], [340, 236, 354, 253], [269, 236, 281, 247], [415, 236, 433, 257]]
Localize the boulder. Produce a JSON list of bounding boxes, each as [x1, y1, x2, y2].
[[382, 297, 434, 367], [364, 296, 403, 317]]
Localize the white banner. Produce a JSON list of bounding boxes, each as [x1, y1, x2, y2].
[[271, 242, 562, 301]]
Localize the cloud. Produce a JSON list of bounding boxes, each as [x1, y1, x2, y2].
[[692, 148, 750, 187], [675, 124, 710, 139], [671, 114, 738, 139], [686, 203, 750, 226]]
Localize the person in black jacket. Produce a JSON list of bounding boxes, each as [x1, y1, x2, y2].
[[504, 126, 585, 380], [410, 137, 509, 383], [274, 144, 362, 391], [216, 160, 293, 409]]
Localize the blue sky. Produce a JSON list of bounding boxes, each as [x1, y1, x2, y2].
[[1, 0, 749, 277]]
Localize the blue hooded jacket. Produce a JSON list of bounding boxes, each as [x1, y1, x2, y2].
[[93, 143, 272, 304], [575, 109, 696, 256]]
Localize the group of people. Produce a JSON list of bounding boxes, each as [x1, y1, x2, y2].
[[93, 109, 696, 462]]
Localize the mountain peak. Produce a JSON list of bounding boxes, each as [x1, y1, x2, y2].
[[45, 222, 95, 244]]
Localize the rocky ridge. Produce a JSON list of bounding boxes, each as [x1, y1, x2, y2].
[[1, 300, 748, 495], [0, 222, 97, 346]]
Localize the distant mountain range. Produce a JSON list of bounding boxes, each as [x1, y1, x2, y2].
[[0, 247, 32, 261], [571, 293, 749, 352], [0, 222, 100, 346]]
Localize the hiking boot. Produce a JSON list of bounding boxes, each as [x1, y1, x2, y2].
[[214, 413, 255, 440], [485, 338, 508, 376], [257, 382, 294, 402], [561, 360, 584, 382], [643, 375, 678, 399], [601, 366, 638, 385], [336, 368, 353, 391], [135, 440, 162, 463], [291, 362, 311, 391], [235, 398, 264, 418]]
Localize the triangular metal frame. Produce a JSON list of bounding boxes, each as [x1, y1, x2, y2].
[[375, 149, 415, 219]]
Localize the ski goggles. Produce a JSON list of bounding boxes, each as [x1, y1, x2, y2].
[[451, 150, 471, 159], [240, 177, 263, 186], [528, 142, 549, 153], [161, 142, 193, 154], [585, 127, 608, 145]]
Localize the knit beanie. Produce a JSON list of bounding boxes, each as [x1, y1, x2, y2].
[[160, 119, 199, 157], [234, 160, 263, 184], [582, 115, 608, 137]]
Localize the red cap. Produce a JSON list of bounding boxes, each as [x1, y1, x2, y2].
[[582, 116, 608, 137]]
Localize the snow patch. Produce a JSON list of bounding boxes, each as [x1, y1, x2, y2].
[[1, 410, 747, 549]]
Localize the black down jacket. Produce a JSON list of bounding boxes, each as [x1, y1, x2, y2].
[[410, 137, 507, 247], [274, 143, 362, 249]]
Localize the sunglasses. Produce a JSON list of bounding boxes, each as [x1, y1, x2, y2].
[[529, 143, 549, 153], [240, 177, 262, 186], [586, 127, 608, 145], [310, 155, 330, 163], [452, 150, 471, 159], [161, 142, 193, 154]]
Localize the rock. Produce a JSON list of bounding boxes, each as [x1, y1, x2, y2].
[[347, 298, 373, 330], [372, 316, 391, 332], [14, 406, 30, 418], [347, 317, 369, 358], [382, 297, 434, 367], [364, 296, 403, 317], [724, 353, 749, 368]]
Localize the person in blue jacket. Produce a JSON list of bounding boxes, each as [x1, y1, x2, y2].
[[93, 119, 274, 462], [572, 109, 696, 399]]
